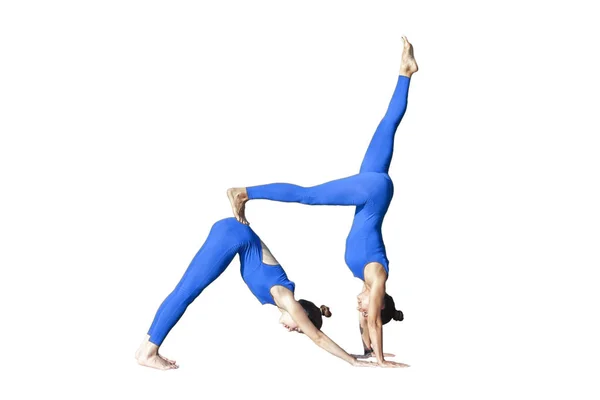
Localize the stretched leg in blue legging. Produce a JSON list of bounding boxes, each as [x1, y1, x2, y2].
[[227, 39, 415, 224], [135, 220, 242, 369], [358, 75, 410, 174], [146, 242, 238, 346]]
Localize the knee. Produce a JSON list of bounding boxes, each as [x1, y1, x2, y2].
[[383, 108, 406, 126], [301, 187, 318, 204], [172, 285, 203, 306]]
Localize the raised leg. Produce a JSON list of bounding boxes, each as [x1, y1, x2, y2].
[[246, 174, 373, 207], [359, 36, 417, 174]]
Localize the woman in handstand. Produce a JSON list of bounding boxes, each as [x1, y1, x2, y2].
[[135, 218, 376, 369], [227, 36, 418, 368]]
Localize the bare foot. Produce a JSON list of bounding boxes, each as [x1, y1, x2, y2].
[[400, 36, 418, 77], [135, 335, 179, 370], [227, 188, 249, 225], [158, 354, 177, 365]]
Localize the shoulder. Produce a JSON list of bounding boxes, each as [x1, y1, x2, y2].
[[270, 285, 295, 304], [364, 262, 388, 281]]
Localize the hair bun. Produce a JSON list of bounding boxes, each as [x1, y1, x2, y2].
[[320, 305, 332, 318], [393, 310, 404, 321]]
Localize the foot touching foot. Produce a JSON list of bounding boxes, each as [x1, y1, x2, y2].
[[400, 36, 418, 77], [227, 188, 249, 225], [135, 335, 178, 370]]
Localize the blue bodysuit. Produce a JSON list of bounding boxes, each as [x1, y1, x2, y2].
[[147, 218, 295, 346], [247, 76, 411, 281]]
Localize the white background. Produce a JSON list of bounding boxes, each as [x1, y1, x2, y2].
[[1, 1, 599, 399]]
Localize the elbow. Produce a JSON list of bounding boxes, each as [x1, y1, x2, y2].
[[313, 331, 326, 347], [367, 318, 382, 332]]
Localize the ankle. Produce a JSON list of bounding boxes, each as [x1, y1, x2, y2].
[[138, 341, 159, 358], [236, 189, 249, 201]]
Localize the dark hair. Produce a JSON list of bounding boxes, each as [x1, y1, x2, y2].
[[298, 299, 332, 330], [381, 294, 404, 325]]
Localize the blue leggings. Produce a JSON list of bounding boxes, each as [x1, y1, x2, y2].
[[147, 220, 243, 346], [247, 76, 410, 279], [359, 75, 411, 174]]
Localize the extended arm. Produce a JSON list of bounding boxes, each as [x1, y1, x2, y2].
[[350, 312, 396, 359], [359, 311, 372, 354], [363, 263, 406, 367], [364, 266, 407, 367], [273, 288, 373, 367], [366, 279, 386, 364]]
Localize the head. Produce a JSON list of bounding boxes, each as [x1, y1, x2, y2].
[[278, 299, 332, 333], [357, 289, 404, 325]]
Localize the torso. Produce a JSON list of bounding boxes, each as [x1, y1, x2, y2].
[[344, 172, 394, 280], [260, 240, 279, 265], [237, 227, 295, 305]]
